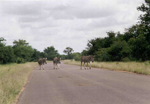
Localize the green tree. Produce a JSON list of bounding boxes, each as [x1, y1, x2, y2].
[[137, 0, 150, 26], [60, 54, 67, 60], [40, 52, 47, 58], [87, 31, 117, 55], [81, 50, 88, 56], [108, 41, 131, 61], [94, 48, 110, 61], [72, 52, 81, 61], [63, 47, 74, 59], [0, 46, 15, 64], [123, 25, 141, 42], [85, 0, 150, 62], [13, 39, 34, 63], [128, 34, 149, 61], [13, 39, 29, 47], [0, 38, 15, 64], [116, 32, 124, 41], [0, 37, 6, 47], [94, 41, 131, 61], [137, 0, 150, 44], [87, 38, 102, 55], [44, 46, 59, 60], [31, 49, 42, 62]]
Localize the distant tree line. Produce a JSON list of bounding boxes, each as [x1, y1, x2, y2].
[[82, 0, 150, 61], [0, 38, 81, 64], [0, 38, 60, 64]]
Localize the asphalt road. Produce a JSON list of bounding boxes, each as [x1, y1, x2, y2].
[[17, 62, 150, 104]]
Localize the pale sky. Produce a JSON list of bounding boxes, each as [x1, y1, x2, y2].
[[0, 0, 144, 54]]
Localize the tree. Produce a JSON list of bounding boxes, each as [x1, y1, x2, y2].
[[84, 0, 150, 62], [72, 52, 81, 61], [0, 37, 6, 47], [44, 46, 59, 60], [0, 38, 15, 64], [81, 50, 88, 56], [137, 0, 150, 44], [94, 48, 110, 61], [137, 0, 150, 26], [13, 39, 34, 63], [123, 25, 141, 42], [94, 41, 131, 61], [63, 47, 74, 59], [31, 49, 42, 62], [0, 46, 15, 64], [128, 34, 149, 61], [60, 54, 67, 60], [108, 41, 131, 61], [87, 31, 117, 55]]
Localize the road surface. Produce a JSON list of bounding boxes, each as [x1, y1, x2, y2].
[[17, 62, 150, 104]]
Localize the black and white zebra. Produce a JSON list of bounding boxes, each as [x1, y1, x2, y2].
[[53, 57, 61, 69], [38, 58, 47, 70]]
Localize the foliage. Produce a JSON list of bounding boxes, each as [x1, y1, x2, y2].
[[0, 38, 61, 64], [0, 37, 6, 47], [81, 50, 88, 56], [31, 49, 42, 62], [44, 46, 59, 60], [16, 57, 25, 64], [0, 38, 15, 64], [137, 0, 150, 26], [83, 0, 150, 62], [60, 54, 68, 60], [13, 39, 34, 62], [13, 39, 29, 47], [108, 41, 131, 61], [72, 52, 81, 61], [0, 46, 15, 64], [63, 47, 74, 59]]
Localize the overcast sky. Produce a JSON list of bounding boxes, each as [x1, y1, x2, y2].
[[0, 0, 144, 54]]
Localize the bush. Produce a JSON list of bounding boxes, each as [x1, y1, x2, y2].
[[0, 46, 15, 64], [16, 57, 25, 64], [94, 48, 110, 61], [121, 57, 130, 62]]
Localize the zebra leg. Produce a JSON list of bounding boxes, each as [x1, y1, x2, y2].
[[43, 65, 44, 70], [81, 61, 82, 70], [54, 64, 56, 69], [55, 64, 56, 69], [87, 63, 88, 69], [89, 62, 91, 69], [41, 65, 42, 70], [53, 63, 55, 69], [57, 64, 59, 69], [41, 65, 43, 70], [39, 65, 41, 70], [59, 64, 60, 69], [84, 62, 86, 69]]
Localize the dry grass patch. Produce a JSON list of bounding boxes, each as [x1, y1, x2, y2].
[[0, 62, 37, 104], [63, 60, 150, 75]]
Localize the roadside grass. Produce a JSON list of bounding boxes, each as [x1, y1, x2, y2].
[[63, 60, 150, 75], [0, 62, 37, 104]]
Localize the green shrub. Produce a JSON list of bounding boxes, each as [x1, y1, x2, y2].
[[16, 58, 25, 64]]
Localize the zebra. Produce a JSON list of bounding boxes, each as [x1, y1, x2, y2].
[[38, 58, 47, 70], [53, 57, 61, 69], [81, 55, 94, 69]]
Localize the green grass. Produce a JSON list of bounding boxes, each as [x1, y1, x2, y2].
[[63, 60, 150, 75], [0, 62, 37, 104]]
